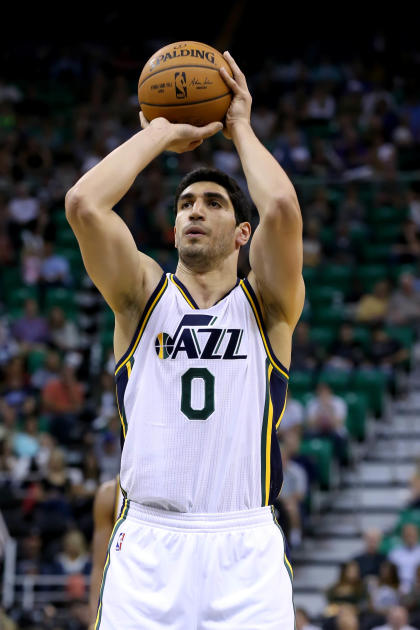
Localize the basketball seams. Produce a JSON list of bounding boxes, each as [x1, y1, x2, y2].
[[140, 93, 231, 108], [138, 64, 228, 89]]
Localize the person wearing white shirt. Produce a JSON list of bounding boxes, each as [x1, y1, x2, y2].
[[371, 605, 417, 630], [388, 524, 420, 594]]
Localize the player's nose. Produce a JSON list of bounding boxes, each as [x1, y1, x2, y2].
[[189, 200, 205, 218]]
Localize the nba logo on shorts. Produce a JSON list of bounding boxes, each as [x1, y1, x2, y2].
[[116, 532, 125, 551]]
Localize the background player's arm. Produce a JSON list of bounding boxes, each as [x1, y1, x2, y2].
[[89, 480, 117, 628], [221, 54, 304, 328], [66, 118, 223, 315]]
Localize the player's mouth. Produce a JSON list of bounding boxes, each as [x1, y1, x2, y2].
[[184, 226, 208, 238]]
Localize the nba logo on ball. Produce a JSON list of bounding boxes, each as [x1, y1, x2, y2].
[[116, 532, 125, 551], [175, 72, 187, 99]]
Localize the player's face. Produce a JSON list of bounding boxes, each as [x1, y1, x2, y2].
[[174, 181, 240, 270]]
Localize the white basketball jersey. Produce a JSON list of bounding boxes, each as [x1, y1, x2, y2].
[[115, 273, 289, 513]]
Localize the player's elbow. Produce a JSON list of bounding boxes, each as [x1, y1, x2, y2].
[[65, 187, 97, 226]]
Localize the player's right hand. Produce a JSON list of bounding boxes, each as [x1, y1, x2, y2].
[[139, 111, 222, 154]]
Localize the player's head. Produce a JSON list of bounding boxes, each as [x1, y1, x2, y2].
[[173, 167, 252, 271]]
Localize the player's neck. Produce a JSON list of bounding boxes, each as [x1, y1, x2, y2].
[[175, 261, 239, 309]]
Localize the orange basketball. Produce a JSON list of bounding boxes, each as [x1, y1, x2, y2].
[[138, 41, 233, 127]]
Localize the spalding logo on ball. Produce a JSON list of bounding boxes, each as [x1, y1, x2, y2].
[[138, 41, 233, 126]]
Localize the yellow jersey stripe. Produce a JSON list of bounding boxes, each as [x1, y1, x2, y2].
[[275, 386, 288, 430], [94, 498, 130, 629], [115, 276, 168, 376], [115, 385, 126, 440], [265, 364, 274, 505], [170, 274, 197, 309], [126, 361, 131, 379], [240, 281, 289, 380]]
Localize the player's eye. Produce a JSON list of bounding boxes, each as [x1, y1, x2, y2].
[[209, 200, 221, 208], [180, 201, 192, 209]]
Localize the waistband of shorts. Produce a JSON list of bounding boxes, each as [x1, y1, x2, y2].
[[126, 501, 275, 532]]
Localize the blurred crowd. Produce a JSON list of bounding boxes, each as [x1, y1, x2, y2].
[[0, 31, 419, 629]]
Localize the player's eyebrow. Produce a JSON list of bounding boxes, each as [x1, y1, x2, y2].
[[178, 191, 230, 204]]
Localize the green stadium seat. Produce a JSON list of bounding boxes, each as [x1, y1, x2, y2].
[[352, 326, 371, 350], [356, 264, 389, 292], [307, 286, 342, 308], [44, 287, 76, 315], [361, 243, 391, 263], [351, 369, 387, 417], [343, 391, 368, 440], [312, 303, 347, 328], [394, 509, 420, 534], [379, 534, 402, 555], [368, 206, 408, 224], [320, 265, 354, 291], [6, 285, 39, 308], [302, 266, 320, 287], [56, 227, 77, 248], [309, 326, 336, 351], [318, 369, 352, 394], [385, 325, 415, 348], [299, 438, 333, 490], [373, 224, 402, 243], [27, 349, 47, 374], [289, 371, 315, 397]]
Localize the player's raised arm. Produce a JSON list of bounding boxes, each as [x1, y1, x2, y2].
[[65, 116, 222, 315], [220, 53, 304, 329]]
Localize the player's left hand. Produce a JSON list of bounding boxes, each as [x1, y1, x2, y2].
[[219, 51, 252, 139]]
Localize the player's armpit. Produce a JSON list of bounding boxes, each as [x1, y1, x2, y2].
[[65, 193, 163, 314], [249, 197, 305, 328]]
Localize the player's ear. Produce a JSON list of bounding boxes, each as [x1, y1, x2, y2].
[[236, 222, 251, 248]]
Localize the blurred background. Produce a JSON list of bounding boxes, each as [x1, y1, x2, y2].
[[1, 3, 420, 629]]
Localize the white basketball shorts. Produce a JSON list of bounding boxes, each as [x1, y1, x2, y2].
[[94, 500, 295, 629]]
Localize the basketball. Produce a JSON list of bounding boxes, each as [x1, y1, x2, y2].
[[138, 41, 233, 126]]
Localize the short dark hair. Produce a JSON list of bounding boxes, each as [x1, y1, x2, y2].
[[174, 167, 252, 225]]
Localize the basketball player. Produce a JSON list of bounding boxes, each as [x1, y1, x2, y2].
[[66, 51, 304, 629], [88, 476, 123, 629]]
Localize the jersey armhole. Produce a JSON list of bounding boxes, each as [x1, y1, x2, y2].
[[240, 278, 290, 381], [114, 272, 168, 377]]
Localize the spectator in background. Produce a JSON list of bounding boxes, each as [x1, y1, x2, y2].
[[278, 430, 308, 548], [11, 298, 50, 346], [296, 607, 322, 630], [327, 322, 366, 371], [47, 306, 79, 352], [371, 605, 417, 630], [408, 183, 420, 228], [401, 565, 420, 626], [388, 524, 420, 594], [387, 273, 420, 327], [355, 280, 391, 325], [366, 328, 409, 388], [276, 391, 305, 435], [302, 217, 323, 267], [338, 184, 366, 225], [41, 359, 84, 444], [391, 220, 420, 265], [1, 356, 36, 417], [406, 464, 420, 509], [305, 382, 350, 467], [7, 181, 40, 248], [291, 321, 323, 371], [335, 605, 360, 630], [325, 561, 369, 614], [40, 241, 72, 287], [12, 415, 40, 460], [50, 528, 91, 577], [353, 528, 387, 579], [368, 560, 401, 616], [30, 349, 62, 390]]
